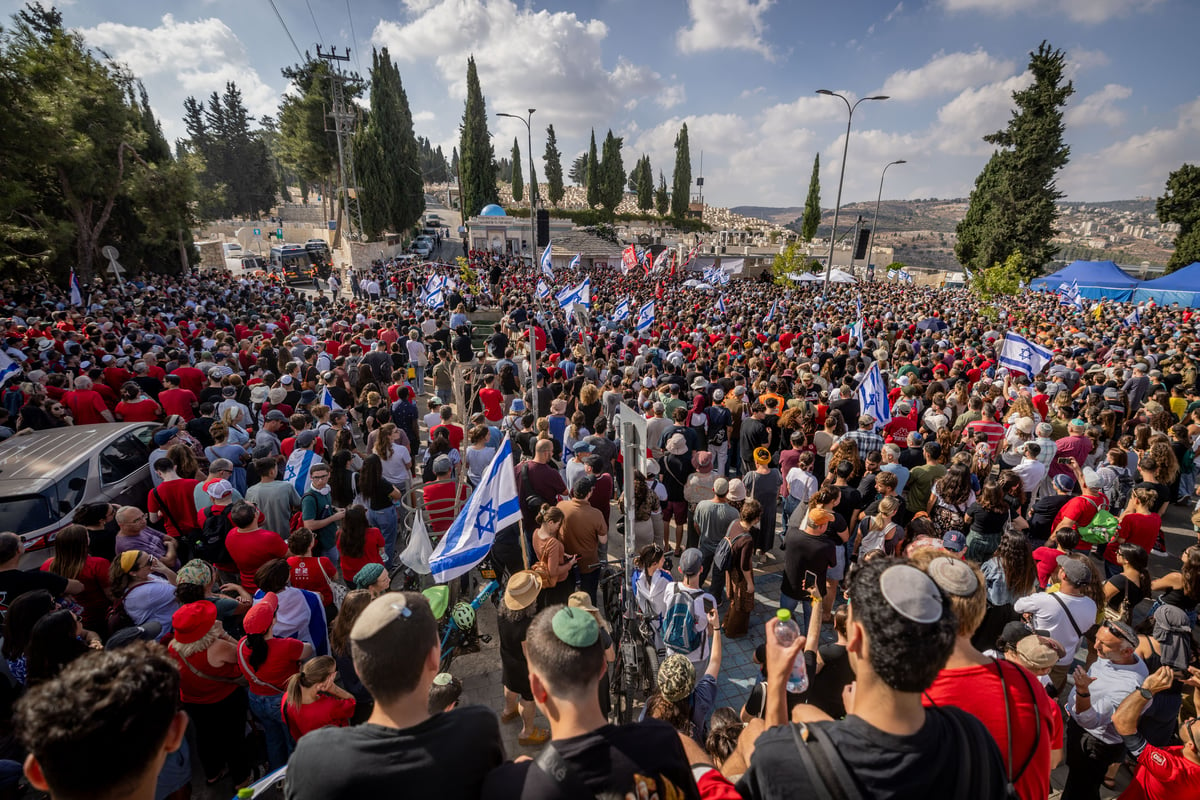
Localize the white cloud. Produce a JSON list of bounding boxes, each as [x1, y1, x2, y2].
[[1065, 47, 1110, 78], [657, 84, 687, 109], [877, 49, 1016, 102], [676, 0, 776, 59], [884, 2, 905, 22], [940, 0, 1164, 24], [931, 73, 1033, 155], [412, 110, 436, 123], [740, 86, 766, 99], [80, 14, 280, 143], [1065, 84, 1132, 128]]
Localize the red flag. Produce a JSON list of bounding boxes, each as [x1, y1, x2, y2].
[[621, 245, 637, 275], [669, 251, 677, 277]]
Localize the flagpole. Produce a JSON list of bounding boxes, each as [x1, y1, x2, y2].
[[498, 109, 540, 422]]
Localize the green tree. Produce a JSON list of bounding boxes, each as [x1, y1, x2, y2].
[[955, 41, 1073, 281], [568, 151, 588, 186], [671, 123, 692, 219], [800, 154, 821, 241], [543, 124, 565, 207], [457, 55, 498, 217], [599, 129, 624, 213], [636, 155, 654, 212], [180, 82, 276, 220], [585, 130, 600, 208], [1156, 163, 1200, 272], [972, 251, 1026, 300], [655, 170, 669, 216], [510, 137, 523, 203]]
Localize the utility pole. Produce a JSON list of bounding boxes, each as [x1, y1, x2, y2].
[[317, 45, 365, 246]]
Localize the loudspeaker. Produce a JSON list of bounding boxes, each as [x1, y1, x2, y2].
[[854, 228, 871, 260], [536, 209, 550, 248]]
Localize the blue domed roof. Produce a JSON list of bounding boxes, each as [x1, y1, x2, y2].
[[480, 204, 506, 217]]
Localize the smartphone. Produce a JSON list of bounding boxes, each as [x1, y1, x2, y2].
[[702, 597, 715, 615], [804, 570, 818, 591], [1056, 457, 1072, 464]]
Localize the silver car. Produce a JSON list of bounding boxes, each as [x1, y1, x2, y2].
[[0, 422, 158, 568]]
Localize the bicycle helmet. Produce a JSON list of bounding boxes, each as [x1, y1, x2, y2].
[[450, 602, 476, 630]]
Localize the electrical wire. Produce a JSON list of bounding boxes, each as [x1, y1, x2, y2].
[[345, 0, 363, 75], [305, 0, 325, 43], [266, 0, 304, 62]]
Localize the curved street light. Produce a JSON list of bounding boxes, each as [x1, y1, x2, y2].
[[866, 159, 906, 280], [816, 90, 888, 290]]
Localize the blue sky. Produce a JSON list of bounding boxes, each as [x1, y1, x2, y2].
[[17, 0, 1198, 208]]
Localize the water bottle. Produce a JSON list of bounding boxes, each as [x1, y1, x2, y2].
[[774, 608, 809, 694]]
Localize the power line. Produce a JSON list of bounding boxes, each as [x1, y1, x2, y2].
[[265, 0, 304, 62], [305, 0, 325, 43], [345, 0, 362, 74]]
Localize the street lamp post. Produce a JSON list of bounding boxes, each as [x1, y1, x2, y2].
[[867, 159, 906, 281], [497, 109, 540, 421], [817, 90, 888, 291]]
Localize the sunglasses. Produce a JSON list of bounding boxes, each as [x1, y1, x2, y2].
[[1101, 620, 1138, 648]]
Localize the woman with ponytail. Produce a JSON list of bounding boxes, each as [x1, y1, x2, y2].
[[281, 655, 355, 742]]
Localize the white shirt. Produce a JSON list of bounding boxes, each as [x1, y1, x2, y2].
[[1013, 591, 1097, 665], [1012, 457, 1048, 494], [784, 467, 818, 505]]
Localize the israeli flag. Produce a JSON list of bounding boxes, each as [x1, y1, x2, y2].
[[535, 279, 551, 300], [425, 289, 445, 310], [425, 274, 447, 296], [887, 269, 898, 281], [567, 253, 581, 271], [1123, 306, 1141, 328], [898, 270, 912, 283], [764, 299, 778, 323], [636, 300, 655, 332], [851, 296, 865, 349], [612, 297, 632, 323], [856, 362, 891, 429], [1060, 280, 1083, 311], [0, 350, 21, 388], [999, 331, 1054, 377], [69, 269, 82, 307], [429, 438, 523, 583], [321, 387, 342, 411], [715, 296, 727, 314], [540, 241, 554, 279], [556, 277, 591, 311]]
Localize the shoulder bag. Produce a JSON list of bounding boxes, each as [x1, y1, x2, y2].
[[236, 640, 287, 695], [317, 558, 347, 610]]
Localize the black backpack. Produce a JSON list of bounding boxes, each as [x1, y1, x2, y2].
[[192, 504, 234, 564]]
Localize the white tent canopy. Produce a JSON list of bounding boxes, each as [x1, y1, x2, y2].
[[828, 269, 857, 283]]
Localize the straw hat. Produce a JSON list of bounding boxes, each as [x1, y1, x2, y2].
[[504, 570, 543, 611]]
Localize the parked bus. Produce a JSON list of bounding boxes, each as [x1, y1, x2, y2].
[[270, 244, 314, 284]]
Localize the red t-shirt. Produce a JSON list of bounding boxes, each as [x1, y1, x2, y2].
[[287, 555, 336, 604], [225, 528, 288, 589], [40, 556, 111, 629], [1052, 494, 1102, 537], [238, 636, 304, 696], [148, 478, 200, 537], [1032, 546, 1066, 587], [116, 398, 161, 422], [1119, 743, 1200, 800], [337, 528, 385, 584], [923, 660, 1064, 800], [479, 387, 503, 422], [1105, 512, 1162, 564], [171, 366, 206, 396], [430, 423, 464, 451], [63, 389, 108, 424], [282, 693, 355, 741], [423, 481, 468, 534], [159, 388, 198, 421]]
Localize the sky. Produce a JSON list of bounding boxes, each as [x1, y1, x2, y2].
[[16, 0, 1199, 209]]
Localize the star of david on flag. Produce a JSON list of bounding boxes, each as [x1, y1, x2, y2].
[[321, 387, 342, 411], [856, 362, 891, 430], [429, 438, 522, 583], [998, 331, 1053, 377], [1123, 306, 1141, 328], [425, 289, 445, 310], [636, 300, 655, 332], [612, 297, 632, 323], [556, 277, 591, 311], [540, 241, 554, 279], [535, 279, 551, 300], [1060, 280, 1083, 312]]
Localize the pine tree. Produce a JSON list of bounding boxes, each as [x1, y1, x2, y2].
[[458, 56, 498, 217], [801, 154, 821, 242], [585, 129, 600, 209], [568, 152, 588, 186], [671, 123, 692, 219], [627, 158, 642, 194], [1156, 163, 1200, 273], [956, 41, 1073, 281], [543, 124, 564, 207], [510, 137, 523, 203], [599, 129, 624, 213], [655, 170, 669, 216], [636, 155, 653, 212]]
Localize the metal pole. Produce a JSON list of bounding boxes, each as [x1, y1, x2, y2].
[[866, 160, 906, 282], [622, 419, 636, 620], [499, 109, 540, 422]]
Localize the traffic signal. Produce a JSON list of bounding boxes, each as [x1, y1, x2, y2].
[[536, 209, 550, 248], [854, 228, 871, 260]]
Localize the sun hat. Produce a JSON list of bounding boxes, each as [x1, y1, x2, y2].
[[354, 563, 386, 590], [1015, 635, 1066, 670], [726, 478, 748, 502], [643, 458, 660, 476], [242, 592, 279, 635], [567, 591, 599, 614], [666, 434, 688, 455], [172, 602, 217, 645], [504, 570, 542, 611], [657, 654, 697, 703]]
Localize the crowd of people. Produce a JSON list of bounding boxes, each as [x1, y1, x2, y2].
[[0, 246, 1199, 800]]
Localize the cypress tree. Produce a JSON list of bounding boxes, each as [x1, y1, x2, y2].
[[543, 124, 564, 207], [599, 129, 624, 213], [585, 129, 600, 209], [671, 123, 691, 219], [655, 170, 669, 216], [510, 137, 523, 203], [636, 155, 653, 212], [801, 154, 821, 242], [458, 56, 498, 217]]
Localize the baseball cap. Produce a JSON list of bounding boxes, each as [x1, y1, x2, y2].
[[265, 409, 288, 422], [942, 531, 966, 553], [172, 602, 217, 645], [679, 548, 703, 576], [1056, 555, 1093, 585], [296, 430, 318, 447], [153, 429, 175, 447], [1082, 468, 1103, 490], [432, 454, 453, 474], [104, 620, 163, 650], [205, 479, 233, 499], [242, 592, 279, 635], [657, 654, 697, 703]]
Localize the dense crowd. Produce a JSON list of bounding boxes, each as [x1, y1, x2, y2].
[[0, 249, 1199, 800]]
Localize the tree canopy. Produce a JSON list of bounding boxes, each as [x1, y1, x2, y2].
[[671, 123, 692, 219], [585, 130, 600, 209], [1157, 163, 1200, 273], [457, 56, 498, 218], [801, 154, 821, 242], [543, 125, 565, 207], [599, 130, 624, 214], [510, 137, 524, 203]]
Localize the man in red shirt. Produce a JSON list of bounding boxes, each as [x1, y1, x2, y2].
[[148, 458, 200, 539], [62, 375, 114, 424], [479, 373, 503, 423], [170, 363, 206, 396], [422, 455, 469, 535], [224, 501, 288, 590], [1113, 665, 1200, 800], [430, 405, 465, 450], [1053, 459, 1108, 534], [960, 402, 1007, 450], [158, 374, 198, 421]]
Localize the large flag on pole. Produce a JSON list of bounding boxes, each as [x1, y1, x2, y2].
[[567, 253, 581, 271], [715, 296, 727, 314], [1060, 280, 1083, 312], [535, 279, 551, 300], [540, 241, 554, 279], [998, 331, 1054, 377], [0, 350, 21, 388], [612, 297, 632, 323], [636, 300, 655, 332], [851, 296, 865, 349], [856, 362, 891, 430], [764, 299, 778, 323], [555, 277, 591, 311], [425, 289, 445, 310], [652, 248, 670, 274], [621, 245, 637, 275], [429, 438, 522, 583], [69, 269, 82, 307]]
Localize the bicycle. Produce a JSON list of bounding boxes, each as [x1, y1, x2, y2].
[[436, 559, 500, 672], [598, 561, 659, 724]]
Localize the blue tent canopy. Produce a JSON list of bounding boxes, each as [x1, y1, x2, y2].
[[1132, 262, 1200, 308], [1029, 260, 1142, 302]]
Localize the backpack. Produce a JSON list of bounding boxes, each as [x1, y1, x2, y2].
[[1079, 508, 1119, 544], [705, 406, 730, 446], [662, 584, 704, 655], [1110, 468, 1135, 514], [713, 530, 750, 573], [192, 504, 233, 564]]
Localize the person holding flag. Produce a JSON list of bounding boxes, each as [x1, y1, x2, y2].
[[856, 362, 891, 430], [535, 279, 551, 300], [612, 298, 632, 323], [69, 269, 83, 307], [715, 296, 727, 314], [567, 253, 581, 271], [636, 300, 655, 333], [998, 331, 1054, 377]]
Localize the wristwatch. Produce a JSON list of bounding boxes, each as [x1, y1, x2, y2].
[[1138, 687, 1154, 700]]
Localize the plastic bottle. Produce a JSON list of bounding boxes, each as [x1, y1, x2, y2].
[[773, 608, 809, 694], [237, 788, 254, 799]]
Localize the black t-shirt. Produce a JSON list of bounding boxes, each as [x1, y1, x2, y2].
[[0, 568, 69, 611], [1027, 494, 1071, 540], [1106, 573, 1147, 611], [284, 704, 503, 800], [737, 709, 1007, 800], [803, 643, 854, 719], [481, 719, 701, 800], [782, 529, 836, 600], [1134, 480, 1172, 512]]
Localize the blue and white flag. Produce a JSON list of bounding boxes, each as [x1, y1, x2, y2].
[[69, 269, 82, 307], [1060, 280, 1083, 311], [424, 273, 447, 296], [636, 300, 655, 332], [856, 362, 891, 429], [321, 387, 342, 411], [998, 331, 1054, 377], [535, 279, 551, 300], [540, 242, 554, 279], [283, 448, 318, 495], [887, 269, 898, 281], [429, 438, 522, 583], [0, 350, 21, 388], [1123, 306, 1141, 328], [851, 296, 865, 349], [567, 253, 580, 271], [715, 296, 727, 314], [764, 299, 778, 323], [556, 277, 591, 311], [898, 270, 912, 283], [612, 297, 632, 323], [425, 289, 445, 310]]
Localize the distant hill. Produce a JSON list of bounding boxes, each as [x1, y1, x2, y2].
[[730, 206, 804, 226]]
